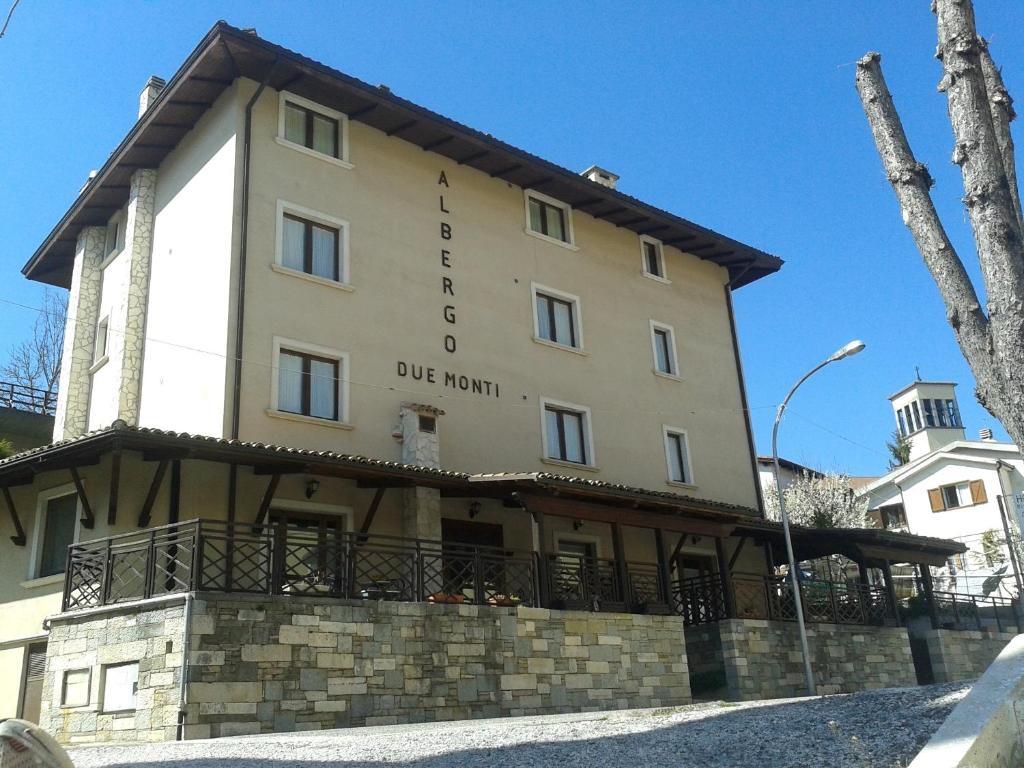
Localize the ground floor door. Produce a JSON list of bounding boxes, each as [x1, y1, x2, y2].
[[18, 642, 46, 724]]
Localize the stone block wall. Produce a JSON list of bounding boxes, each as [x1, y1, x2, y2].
[[718, 618, 916, 700], [183, 594, 690, 738], [40, 600, 186, 744], [923, 629, 1017, 683]]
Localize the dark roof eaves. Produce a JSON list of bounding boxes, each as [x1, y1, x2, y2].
[[23, 21, 783, 286]]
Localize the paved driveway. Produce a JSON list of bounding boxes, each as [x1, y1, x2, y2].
[[69, 682, 969, 768]]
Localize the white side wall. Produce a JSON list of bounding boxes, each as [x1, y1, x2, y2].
[[138, 84, 241, 437], [87, 235, 130, 431]]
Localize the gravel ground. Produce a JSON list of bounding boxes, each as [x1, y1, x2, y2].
[[69, 682, 970, 768]]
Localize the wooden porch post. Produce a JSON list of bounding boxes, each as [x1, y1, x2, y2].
[[533, 509, 550, 608], [611, 522, 630, 609], [654, 527, 673, 609], [715, 536, 736, 618], [918, 563, 940, 629], [881, 560, 901, 623]]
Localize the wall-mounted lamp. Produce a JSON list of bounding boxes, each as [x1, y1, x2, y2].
[[468, 502, 481, 519], [573, 520, 583, 531], [305, 479, 320, 499]]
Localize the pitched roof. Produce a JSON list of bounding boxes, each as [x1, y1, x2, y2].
[[0, 421, 755, 519], [23, 22, 783, 289]]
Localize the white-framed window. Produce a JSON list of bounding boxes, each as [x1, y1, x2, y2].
[[29, 485, 81, 581], [275, 201, 351, 286], [93, 317, 109, 366], [101, 662, 138, 713], [650, 320, 679, 377], [61, 668, 91, 708], [663, 427, 694, 485], [540, 397, 595, 467], [277, 91, 352, 168], [524, 189, 576, 248], [640, 235, 668, 281], [532, 283, 583, 351], [104, 211, 125, 259], [270, 337, 350, 425]]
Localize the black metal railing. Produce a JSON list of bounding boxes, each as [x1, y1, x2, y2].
[[63, 520, 540, 611], [681, 572, 894, 628], [674, 574, 727, 625], [0, 381, 56, 416], [545, 554, 671, 613], [932, 590, 1018, 633]]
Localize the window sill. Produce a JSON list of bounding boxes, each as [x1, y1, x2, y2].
[[523, 228, 579, 251], [642, 271, 671, 285], [89, 355, 109, 375], [667, 480, 698, 491], [99, 247, 125, 271], [532, 336, 588, 356], [653, 369, 682, 382], [270, 263, 354, 292], [21, 573, 66, 589], [540, 457, 600, 473], [266, 409, 354, 430], [275, 137, 354, 169]]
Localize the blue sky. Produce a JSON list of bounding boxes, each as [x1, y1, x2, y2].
[[2, 1, 1022, 476]]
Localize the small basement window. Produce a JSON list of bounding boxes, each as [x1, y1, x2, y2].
[[61, 668, 91, 708], [101, 662, 139, 713]]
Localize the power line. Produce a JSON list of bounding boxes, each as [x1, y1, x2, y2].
[[0, 0, 19, 38]]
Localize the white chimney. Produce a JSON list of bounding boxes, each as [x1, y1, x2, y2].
[[980, 427, 994, 441], [139, 75, 166, 118], [581, 165, 619, 189]]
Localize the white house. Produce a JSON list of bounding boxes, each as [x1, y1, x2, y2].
[[859, 380, 1024, 597]]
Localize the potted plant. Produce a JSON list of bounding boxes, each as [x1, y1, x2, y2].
[[428, 592, 466, 604], [487, 593, 522, 607]]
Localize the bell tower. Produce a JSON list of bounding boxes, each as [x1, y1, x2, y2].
[[889, 380, 966, 461]]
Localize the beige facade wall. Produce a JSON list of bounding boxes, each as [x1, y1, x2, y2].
[[219, 78, 758, 509]]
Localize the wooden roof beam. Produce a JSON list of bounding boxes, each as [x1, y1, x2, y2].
[[138, 460, 170, 528], [457, 149, 490, 165], [421, 135, 456, 151], [348, 103, 378, 119], [69, 467, 95, 530], [490, 163, 523, 179], [386, 119, 418, 137], [1, 487, 26, 546]]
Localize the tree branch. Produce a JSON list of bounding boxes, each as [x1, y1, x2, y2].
[[855, 52, 993, 376], [935, 0, 1024, 351], [979, 38, 1023, 233]]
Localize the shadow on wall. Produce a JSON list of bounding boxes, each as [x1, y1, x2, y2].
[[71, 684, 969, 768]]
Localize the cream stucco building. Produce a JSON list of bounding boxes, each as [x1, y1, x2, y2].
[[0, 24, 971, 740]]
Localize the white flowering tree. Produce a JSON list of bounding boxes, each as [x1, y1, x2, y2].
[[764, 471, 873, 530], [764, 471, 873, 582]]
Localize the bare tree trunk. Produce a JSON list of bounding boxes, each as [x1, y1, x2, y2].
[[856, 0, 1024, 453], [979, 40, 1023, 232]]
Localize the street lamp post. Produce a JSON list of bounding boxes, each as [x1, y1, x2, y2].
[[771, 339, 865, 697]]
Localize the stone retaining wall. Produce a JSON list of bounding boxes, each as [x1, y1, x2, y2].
[[922, 628, 1017, 683], [718, 618, 916, 700], [183, 594, 690, 738], [39, 594, 691, 744], [41, 600, 186, 744]]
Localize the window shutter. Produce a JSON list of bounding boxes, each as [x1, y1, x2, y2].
[[969, 480, 988, 504], [928, 488, 945, 512]]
